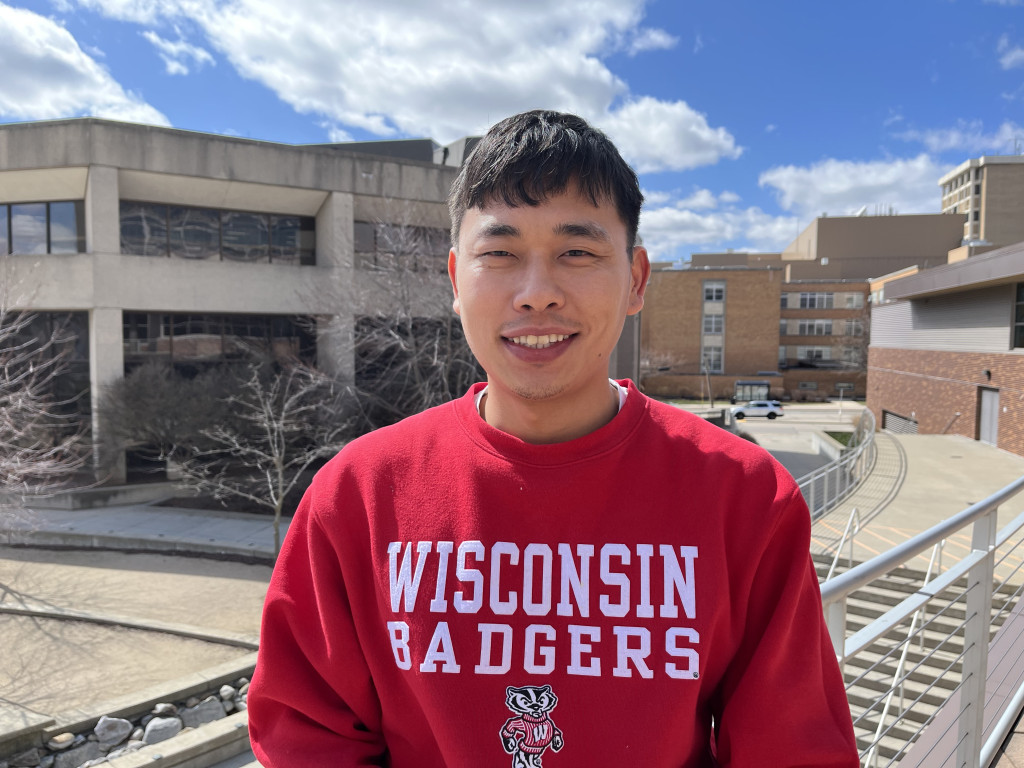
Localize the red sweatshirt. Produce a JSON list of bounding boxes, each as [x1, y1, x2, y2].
[[248, 381, 858, 767]]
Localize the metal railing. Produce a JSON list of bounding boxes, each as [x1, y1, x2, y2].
[[820, 474, 1024, 768], [797, 409, 877, 519]]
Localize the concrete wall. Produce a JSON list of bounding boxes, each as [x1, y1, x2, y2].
[[783, 215, 964, 280], [983, 163, 1024, 247]]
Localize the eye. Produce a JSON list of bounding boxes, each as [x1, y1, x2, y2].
[[480, 250, 515, 259], [562, 249, 596, 260]]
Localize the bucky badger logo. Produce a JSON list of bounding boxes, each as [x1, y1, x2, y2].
[[499, 684, 564, 767]]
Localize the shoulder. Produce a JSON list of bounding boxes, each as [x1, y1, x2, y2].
[[634, 390, 801, 507]]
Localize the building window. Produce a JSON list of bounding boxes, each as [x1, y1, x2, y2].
[[1014, 283, 1024, 349], [799, 291, 834, 309], [780, 294, 788, 309], [703, 281, 725, 302], [703, 315, 723, 333], [796, 346, 831, 362], [122, 311, 316, 371], [842, 292, 864, 309], [1, 201, 85, 254], [798, 319, 832, 336], [120, 202, 315, 265], [354, 222, 450, 273], [844, 319, 864, 336], [798, 381, 818, 390], [702, 346, 723, 374]]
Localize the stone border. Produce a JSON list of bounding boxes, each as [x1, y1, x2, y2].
[[0, 656, 257, 761]]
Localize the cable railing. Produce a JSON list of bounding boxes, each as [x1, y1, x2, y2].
[[820, 474, 1024, 768], [796, 408, 877, 519]]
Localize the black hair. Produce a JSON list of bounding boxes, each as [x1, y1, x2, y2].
[[448, 110, 643, 254]]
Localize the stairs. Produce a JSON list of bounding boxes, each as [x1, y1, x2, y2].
[[814, 553, 1021, 766]]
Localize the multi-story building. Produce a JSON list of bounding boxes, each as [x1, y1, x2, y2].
[[940, 154, 1024, 260], [640, 267, 869, 401], [0, 118, 462, 481], [643, 213, 964, 402], [867, 241, 1024, 456], [640, 266, 785, 400]]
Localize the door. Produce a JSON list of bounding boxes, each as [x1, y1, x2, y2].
[[979, 388, 1000, 446]]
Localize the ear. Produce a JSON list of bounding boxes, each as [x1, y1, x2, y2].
[[627, 246, 651, 316], [448, 247, 461, 316]]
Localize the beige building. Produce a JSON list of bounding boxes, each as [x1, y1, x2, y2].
[[940, 155, 1024, 261], [0, 118, 463, 481]]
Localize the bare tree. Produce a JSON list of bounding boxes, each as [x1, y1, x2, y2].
[[322, 199, 481, 432], [0, 257, 89, 516], [175, 362, 350, 556]]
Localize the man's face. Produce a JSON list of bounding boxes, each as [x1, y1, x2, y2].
[[448, 188, 649, 407]]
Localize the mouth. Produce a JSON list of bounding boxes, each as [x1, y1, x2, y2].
[[506, 333, 573, 349]]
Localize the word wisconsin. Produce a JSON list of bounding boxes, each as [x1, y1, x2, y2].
[[384, 540, 702, 680]]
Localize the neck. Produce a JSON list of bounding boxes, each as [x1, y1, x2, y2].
[[481, 378, 620, 444]]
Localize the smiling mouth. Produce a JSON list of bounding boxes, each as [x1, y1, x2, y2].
[[507, 334, 572, 349]]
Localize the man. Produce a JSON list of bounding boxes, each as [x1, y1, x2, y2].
[[248, 110, 858, 767]]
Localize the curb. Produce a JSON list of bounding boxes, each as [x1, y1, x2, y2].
[[3, 530, 275, 565], [104, 711, 252, 768]]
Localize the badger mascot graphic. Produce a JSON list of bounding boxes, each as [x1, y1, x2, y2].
[[499, 684, 564, 767]]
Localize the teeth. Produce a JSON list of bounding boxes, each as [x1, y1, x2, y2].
[[510, 334, 569, 349]]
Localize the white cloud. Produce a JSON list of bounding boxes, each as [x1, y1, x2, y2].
[[628, 27, 677, 56], [64, 0, 737, 173], [142, 29, 214, 75], [986, 0, 1023, 5], [895, 119, 1024, 155], [759, 154, 948, 219], [693, 33, 703, 54], [998, 35, 1024, 69], [764, 124, 776, 133], [0, 3, 168, 124], [640, 203, 799, 260], [601, 97, 742, 173]]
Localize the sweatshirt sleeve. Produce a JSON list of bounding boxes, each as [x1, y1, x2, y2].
[[712, 487, 860, 768], [247, 484, 387, 767]]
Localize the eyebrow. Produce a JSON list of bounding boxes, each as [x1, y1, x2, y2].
[[553, 221, 613, 242], [477, 220, 612, 242]]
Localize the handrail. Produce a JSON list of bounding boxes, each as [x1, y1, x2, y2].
[[826, 506, 861, 581], [796, 408, 876, 519], [820, 474, 1024, 605], [821, 474, 1024, 768]]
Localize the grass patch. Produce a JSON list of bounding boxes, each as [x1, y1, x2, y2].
[[826, 430, 853, 447]]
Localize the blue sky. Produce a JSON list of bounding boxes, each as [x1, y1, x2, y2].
[[1, 0, 1022, 262]]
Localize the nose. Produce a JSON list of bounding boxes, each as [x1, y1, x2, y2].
[[514, 258, 565, 312]]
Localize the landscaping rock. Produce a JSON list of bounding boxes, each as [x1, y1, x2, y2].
[[143, 716, 182, 745], [46, 734, 74, 752], [94, 716, 132, 748], [10, 748, 41, 767], [181, 697, 226, 728], [152, 703, 177, 716], [54, 742, 101, 768], [219, 685, 235, 700]]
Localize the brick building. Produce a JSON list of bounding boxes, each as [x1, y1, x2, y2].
[[867, 241, 1024, 456], [640, 267, 783, 400]]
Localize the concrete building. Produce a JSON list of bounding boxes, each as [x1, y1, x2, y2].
[[940, 155, 1024, 261], [0, 118, 461, 481], [867, 241, 1024, 456]]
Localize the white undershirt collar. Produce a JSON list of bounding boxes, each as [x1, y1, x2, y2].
[[474, 379, 627, 415]]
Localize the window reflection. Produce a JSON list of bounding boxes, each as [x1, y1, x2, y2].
[[222, 211, 269, 262], [170, 207, 220, 260], [0, 205, 7, 254], [11, 203, 48, 254], [120, 203, 169, 256], [271, 215, 315, 265], [119, 202, 315, 265], [49, 202, 85, 253]]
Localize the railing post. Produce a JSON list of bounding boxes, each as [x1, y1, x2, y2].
[[825, 598, 847, 672], [956, 508, 998, 768]]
